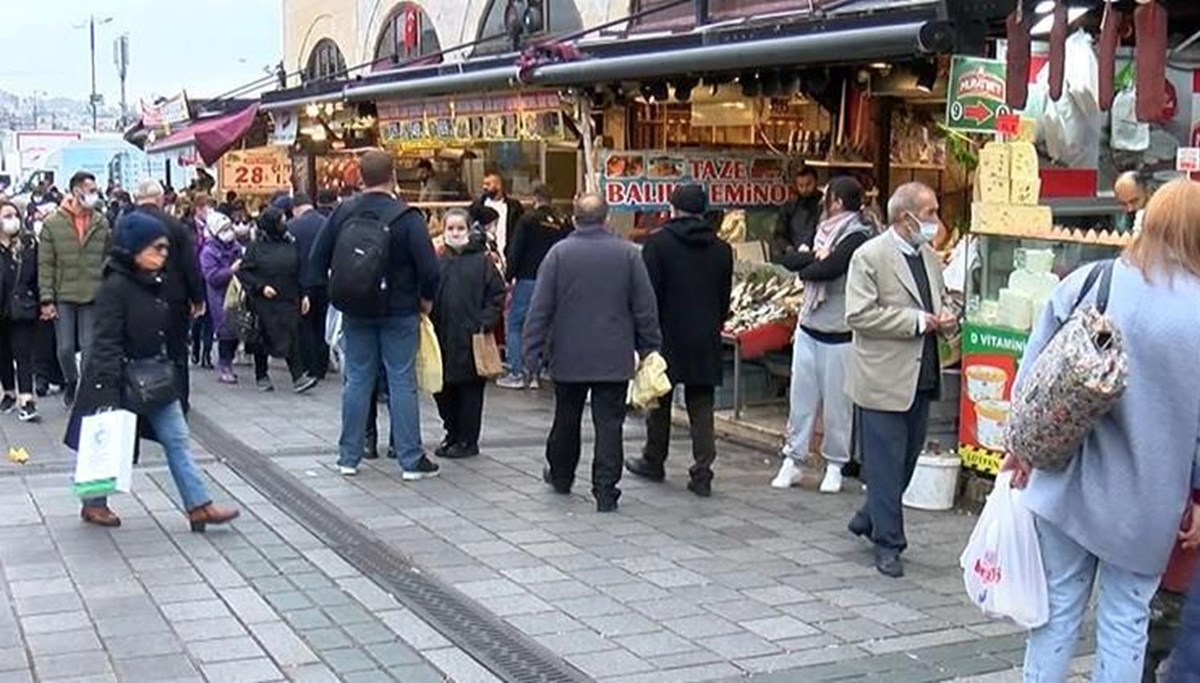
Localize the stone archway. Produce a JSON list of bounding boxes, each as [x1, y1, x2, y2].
[[371, 2, 444, 71], [305, 38, 348, 82]]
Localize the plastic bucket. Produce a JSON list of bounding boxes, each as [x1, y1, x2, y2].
[[902, 452, 961, 511]]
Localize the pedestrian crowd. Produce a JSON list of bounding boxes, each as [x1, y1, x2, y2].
[[4, 154, 1200, 680]]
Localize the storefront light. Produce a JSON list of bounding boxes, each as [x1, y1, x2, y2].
[[305, 103, 320, 118], [1030, 7, 1088, 35], [1034, 0, 1054, 13]]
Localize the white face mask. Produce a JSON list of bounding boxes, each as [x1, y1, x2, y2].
[[217, 228, 236, 243], [80, 192, 100, 209], [0, 218, 20, 236], [233, 223, 251, 238], [907, 212, 938, 245], [443, 230, 470, 249]]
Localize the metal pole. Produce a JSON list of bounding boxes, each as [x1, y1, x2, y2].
[[89, 15, 98, 131]]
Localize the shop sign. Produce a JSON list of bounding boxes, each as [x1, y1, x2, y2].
[[946, 56, 1008, 133], [219, 146, 292, 194], [378, 91, 564, 147], [141, 92, 190, 130], [601, 150, 791, 212], [269, 110, 299, 146], [958, 322, 1029, 474]]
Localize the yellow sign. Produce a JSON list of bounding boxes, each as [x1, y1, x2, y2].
[[959, 443, 1002, 475], [220, 147, 292, 194], [378, 91, 565, 148]]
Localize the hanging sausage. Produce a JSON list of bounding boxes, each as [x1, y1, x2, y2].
[[1048, 0, 1068, 102], [1006, 6, 1031, 110], [1134, 0, 1168, 122], [1098, 0, 1121, 112]]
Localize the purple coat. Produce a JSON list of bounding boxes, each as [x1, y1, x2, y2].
[[199, 237, 242, 340]]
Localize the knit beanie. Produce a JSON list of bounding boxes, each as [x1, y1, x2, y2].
[[669, 184, 708, 215], [115, 211, 167, 255]]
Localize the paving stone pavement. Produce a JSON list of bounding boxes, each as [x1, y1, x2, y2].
[[180, 365, 1099, 683]]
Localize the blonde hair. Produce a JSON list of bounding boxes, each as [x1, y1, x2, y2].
[[1124, 179, 1200, 281]]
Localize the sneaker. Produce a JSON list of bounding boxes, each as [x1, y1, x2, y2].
[[401, 456, 440, 481], [819, 464, 844, 494], [495, 374, 526, 390], [443, 443, 479, 459], [434, 437, 454, 459], [527, 375, 540, 390], [47, 383, 63, 396], [771, 457, 803, 489], [256, 378, 274, 392], [218, 370, 237, 384], [0, 396, 16, 414], [338, 465, 358, 476], [63, 383, 76, 407], [17, 402, 39, 423], [362, 447, 380, 460], [293, 375, 318, 394], [687, 478, 712, 498]]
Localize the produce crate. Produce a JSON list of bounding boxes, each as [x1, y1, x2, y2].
[[724, 320, 795, 360]]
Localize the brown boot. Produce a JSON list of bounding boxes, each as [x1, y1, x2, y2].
[[81, 506, 121, 527], [186, 503, 240, 532]]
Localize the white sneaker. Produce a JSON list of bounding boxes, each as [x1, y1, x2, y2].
[[496, 374, 526, 389], [771, 458, 803, 489], [527, 376, 540, 390], [339, 466, 358, 476], [820, 464, 844, 493]]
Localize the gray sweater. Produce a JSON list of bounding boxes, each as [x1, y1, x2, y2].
[[1016, 258, 1200, 576], [522, 223, 662, 383]]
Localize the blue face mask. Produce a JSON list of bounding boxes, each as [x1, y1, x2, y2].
[[906, 212, 939, 245]]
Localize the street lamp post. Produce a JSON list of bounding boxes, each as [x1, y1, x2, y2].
[[82, 15, 114, 132]]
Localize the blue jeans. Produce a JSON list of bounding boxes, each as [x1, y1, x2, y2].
[[506, 279, 536, 376], [1023, 517, 1159, 682], [337, 314, 422, 471], [82, 401, 211, 512]]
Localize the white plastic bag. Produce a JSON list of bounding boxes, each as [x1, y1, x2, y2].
[[73, 410, 138, 498], [1035, 30, 1102, 168], [1110, 88, 1151, 152], [959, 472, 1049, 629]]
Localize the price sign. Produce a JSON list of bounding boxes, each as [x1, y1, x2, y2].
[[1176, 147, 1200, 173], [220, 147, 292, 193], [995, 114, 1020, 137]]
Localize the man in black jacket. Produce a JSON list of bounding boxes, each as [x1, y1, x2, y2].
[[624, 185, 733, 497], [772, 165, 823, 260], [468, 172, 524, 264], [497, 182, 571, 389], [287, 193, 329, 382], [132, 179, 205, 411]]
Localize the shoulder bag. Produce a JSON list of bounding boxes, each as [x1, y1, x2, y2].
[[122, 354, 178, 413]]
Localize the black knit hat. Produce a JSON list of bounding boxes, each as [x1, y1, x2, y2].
[[670, 184, 707, 215], [114, 211, 167, 255]]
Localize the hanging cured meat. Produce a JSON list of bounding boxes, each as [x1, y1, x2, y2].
[[1006, 8, 1031, 110], [1134, 0, 1168, 122], [1098, 1, 1121, 112], [1048, 0, 1068, 101]]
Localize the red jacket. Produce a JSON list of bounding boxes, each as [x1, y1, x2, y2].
[[1162, 490, 1200, 593]]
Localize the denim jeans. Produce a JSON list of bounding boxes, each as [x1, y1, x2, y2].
[[81, 401, 211, 512], [506, 279, 536, 376], [337, 314, 422, 471], [1023, 517, 1159, 683], [54, 302, 97, 386]]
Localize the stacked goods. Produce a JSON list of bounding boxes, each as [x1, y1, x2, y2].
[[724, 265, 804, 335], [971, 141, 1053, 237]]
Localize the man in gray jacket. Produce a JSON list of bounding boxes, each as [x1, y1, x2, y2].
[[523, 193, 662, 512]]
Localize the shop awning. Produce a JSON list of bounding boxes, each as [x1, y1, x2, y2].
[[262, 13, 951, 112], [146, 104, 260, 166]]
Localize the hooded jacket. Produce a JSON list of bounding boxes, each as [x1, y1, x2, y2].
[[431, 234, 506, 385], [237, 228, 301, 357], [37, 197, 111, 305], [0, 234, 39, 322], [504, 205, 573, 282], [641, 215, 733, 386]]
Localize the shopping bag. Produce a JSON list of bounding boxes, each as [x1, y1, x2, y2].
[[959, 472, 1049, 629], [72, 410, 137, 498], [416, 314, 443, 394], [223, 275, 245, 312], [472, 331, 504, 379], [627, 352, 673, 410]]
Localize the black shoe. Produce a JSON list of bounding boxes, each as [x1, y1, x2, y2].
[[434, 437, 455, 458], [624, 457, 665, 482], [386, 446, 396, 460], [200, 357, 214, 370], [63, 383, 76, 407], [841, 460, 862, 480], [542, 467, 571, 495], [687, 478, 712, 498], [401, 456, 440, 481], [443, 443, 479, 459], [293, 375, 318, 394], [0, 396, 16, 414], [17, 402, 40, 423], [596, 496, 620, 513], [362, 447, 380, 460], [34, 380, 48, 398], [256, 377, 274, 392], [848, 514, 872, 540], [875, 550, 904, 578]]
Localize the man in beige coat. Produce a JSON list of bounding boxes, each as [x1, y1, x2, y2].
[[844, 182, 955, 578]]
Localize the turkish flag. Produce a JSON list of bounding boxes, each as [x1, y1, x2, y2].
[[403, 8, 419, 52]]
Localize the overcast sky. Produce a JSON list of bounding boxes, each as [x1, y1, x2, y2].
[[0, 0, 283, 103]]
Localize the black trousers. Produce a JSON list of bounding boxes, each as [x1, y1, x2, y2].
[[168, 307, 191, 413], [32, 319, 63, 387], [0, 319, 36, 396], [546, 382, 627, 500], [850, 393, 932, 554], [365, 371, 394, 455], [297, 289, 330, 380], [643, 385, 717, 483], [190, 310, 212, 363], [434, 379, 486, 448], [217, 339, 238, 364]]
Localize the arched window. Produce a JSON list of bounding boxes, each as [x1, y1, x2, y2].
[[305, 39, 347, 82], [472, 0, 583, 56], [372, 2, 443, 72]]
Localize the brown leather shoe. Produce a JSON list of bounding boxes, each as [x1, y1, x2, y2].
[[80, 506, 121, 527], [186, 503, 240, 532]]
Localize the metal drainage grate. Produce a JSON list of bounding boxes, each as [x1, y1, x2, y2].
[[190, 412, 590, 683]]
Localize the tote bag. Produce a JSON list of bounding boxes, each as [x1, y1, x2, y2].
[[73, 410, 138, 498], [473, 332, 504, 379], [416, 314, 443, 394]]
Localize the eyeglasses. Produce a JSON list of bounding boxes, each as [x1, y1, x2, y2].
[[151, 242, 169, 254]]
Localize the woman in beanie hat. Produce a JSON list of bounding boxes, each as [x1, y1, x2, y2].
[[65, 211, 239, 530]]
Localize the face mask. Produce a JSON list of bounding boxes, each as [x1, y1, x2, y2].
[[32, 221, 43, 236], [79, 192, 100, 209], [233, 223, 251, 238], [217, 228, 236, 243], [0, 218, 19, 236], [444, 231, 470, 249]]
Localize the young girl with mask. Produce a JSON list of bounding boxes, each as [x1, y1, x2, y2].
[[430, 209, 505, 459], [199, 212, 243, 384], [0, 202, 41, 421]]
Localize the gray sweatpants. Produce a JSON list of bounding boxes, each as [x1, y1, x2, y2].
[[783, 328, 853, 465]]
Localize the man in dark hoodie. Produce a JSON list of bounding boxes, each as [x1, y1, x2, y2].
[[497, 182, 572, 389], [772, 165, 823, 260], [287, 193, 329, 382], [624, 184, 733, 497]]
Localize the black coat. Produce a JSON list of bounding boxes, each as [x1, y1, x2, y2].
[[773, 193, 823, 259], [132, 205, 204, 309], [641, 216, 733, 387], [64, 258, 173, 452], [0, 235, 40, 322], [504, 205, 573, 282], [468, 195, 524, 259], [430, 238, 505, 385], [237, 231, 302, 358]]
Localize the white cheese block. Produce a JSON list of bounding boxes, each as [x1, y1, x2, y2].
[[979, 172, 1011, 204], [978, 142, 1010, 179], [1010, 177, 1041, 205], [971, 203, 1052, 236], [1009, 141, 1039, 180]]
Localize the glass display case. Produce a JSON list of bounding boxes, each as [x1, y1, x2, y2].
[[957, 199, 1127, 475]]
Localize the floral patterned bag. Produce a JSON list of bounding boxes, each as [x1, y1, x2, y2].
[[1005, 261, 1128, 471]]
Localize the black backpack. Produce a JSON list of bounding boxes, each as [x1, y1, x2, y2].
[[328, 202, 411, 317]]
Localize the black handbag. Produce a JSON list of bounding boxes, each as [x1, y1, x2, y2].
[[232, 308, 260, 345], [122, 355, 177, 412]]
